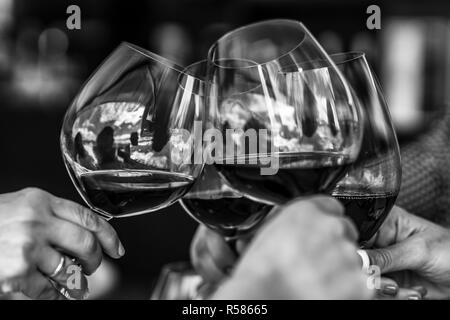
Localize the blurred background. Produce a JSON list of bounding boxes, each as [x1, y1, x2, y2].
[[1, 0, 450, 299]]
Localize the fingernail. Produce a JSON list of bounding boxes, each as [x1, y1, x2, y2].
[[408, 295, 422, 300], [0, 282, 14, 294], [382, 285, 398, 296], [118, 242, 125, 257]]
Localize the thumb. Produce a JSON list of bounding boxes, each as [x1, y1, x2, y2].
[[364, 237, 424, 274]]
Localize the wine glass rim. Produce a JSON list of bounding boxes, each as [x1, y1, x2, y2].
[[209, 19, 308, 68], [278, 51, 367, 73], [329, 51, 366, 65], [178, 59, 208, 96], [188, 58, 260, 71], [122, 41, 187, 74], [180, 59, 208, 81], [179, 59, 263, 96]]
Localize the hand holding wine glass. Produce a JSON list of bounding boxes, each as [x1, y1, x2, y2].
[[182, 21, 366, 288], [365, 206, 450, 300], [213, 196, 373, 300]]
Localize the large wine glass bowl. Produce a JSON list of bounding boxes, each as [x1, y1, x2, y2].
[[330, 52, 402, 245], [175, 60, 273, 240], [207, 20, 364, 205], [60, 43, 203, 219]]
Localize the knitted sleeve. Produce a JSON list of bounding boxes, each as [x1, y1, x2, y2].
[[397, 108, 450, 226]]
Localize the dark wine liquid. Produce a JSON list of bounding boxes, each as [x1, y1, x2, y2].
[[181, 197, 273, 239], [334, 193, 397, 243], [79, 170, 194, 217], [215, 152, 350, 205]]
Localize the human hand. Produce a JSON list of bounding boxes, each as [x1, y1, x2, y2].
[[0, 188, 124, 299], [190, 225, 252, 284], [213, 196, 372, 299], [365, 206, 450, 299]]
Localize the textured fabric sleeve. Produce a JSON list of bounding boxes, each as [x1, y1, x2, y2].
[[397, 107, 450, 226]]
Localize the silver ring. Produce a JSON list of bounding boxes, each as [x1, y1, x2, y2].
[[49, 256, 65, 278], [357, 249, 371, 273], [0, 280, 16, 295]]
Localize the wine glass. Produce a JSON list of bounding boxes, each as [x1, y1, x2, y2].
[[181, 164, 273, 240], [60, 43, 203, 219], [174, 60, 273, 241], [206, 19, 363, 205], [329, 52, 401, 245]]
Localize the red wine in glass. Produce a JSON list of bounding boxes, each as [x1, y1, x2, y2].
[[333, 192, 397, 243], [215, 152, 351, 205], [181, 195, 272, 239], [180, 163, 273, 240], [79, 170, 194, 218]]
